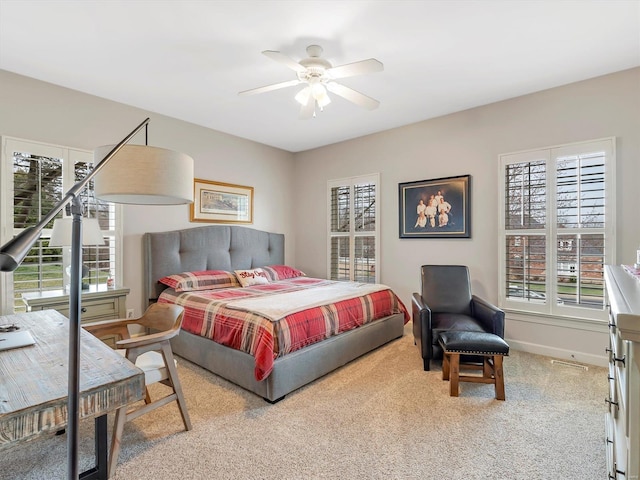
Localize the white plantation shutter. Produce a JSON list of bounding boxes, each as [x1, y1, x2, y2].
[[499, 138, 615, 320], [73, 153, 118, 290], [328, 174, 379, 283], [1, 138, 122, 314]]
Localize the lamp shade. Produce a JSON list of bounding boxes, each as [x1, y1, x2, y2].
[[93, 145, 194, 205], [50, 218, 105, 247]]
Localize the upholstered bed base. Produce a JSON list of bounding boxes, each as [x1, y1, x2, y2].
[[171, 312, 404, 403], [144, 225, 404, 403]]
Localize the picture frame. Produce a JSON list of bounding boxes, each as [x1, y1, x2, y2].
[[398, 174, 470, 238], [190, 179, 253, 224]]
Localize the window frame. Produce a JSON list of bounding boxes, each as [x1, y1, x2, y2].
[[0, 136, 123, 314], [327, 173, 380, 283], [498, 137, 616, 322]]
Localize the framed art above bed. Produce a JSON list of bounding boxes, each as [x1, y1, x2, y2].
[[190, 179, 253, 224]]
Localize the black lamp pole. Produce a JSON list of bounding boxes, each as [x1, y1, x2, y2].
[[67, 195, 83, 479], [0, 117, 150, 479]]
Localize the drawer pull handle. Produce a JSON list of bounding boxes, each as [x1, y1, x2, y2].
[[606, 436, 613, 444], [81, 307, 87, 313], [614, 462, 625, 477], [605, 397, 618, 407], [607, 375, 614, 382], [614, 355, 626, 367]]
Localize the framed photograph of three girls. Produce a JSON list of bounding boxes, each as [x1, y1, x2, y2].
[[398, 174, 470, 238]]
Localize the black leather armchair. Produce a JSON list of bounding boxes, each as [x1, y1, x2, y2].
[[412, 265, 505, 371]]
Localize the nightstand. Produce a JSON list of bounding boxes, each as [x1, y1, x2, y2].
[[22, 285, 130, 323]]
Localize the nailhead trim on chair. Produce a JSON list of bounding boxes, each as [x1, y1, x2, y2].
[[442, 348, 508, 355]]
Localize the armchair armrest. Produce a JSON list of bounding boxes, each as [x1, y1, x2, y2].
[[83, 317, 140, 342], [412, 292, 432, 318], [115, 327, 179, 351], [471, 295, 505, 337]]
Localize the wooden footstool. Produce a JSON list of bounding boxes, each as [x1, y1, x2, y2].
[[438, 331, 510, 400]]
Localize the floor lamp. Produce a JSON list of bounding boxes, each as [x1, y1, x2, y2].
[[49, 217, 105, 290], [0, 117, 194, 479]]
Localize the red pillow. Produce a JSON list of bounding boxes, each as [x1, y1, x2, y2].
[[262, 265, 306, 281], [159, 270, 240, 292]]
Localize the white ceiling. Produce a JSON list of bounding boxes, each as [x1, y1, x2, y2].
[[1, 1, 639, 153]]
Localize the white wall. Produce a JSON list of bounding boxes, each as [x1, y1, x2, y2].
[[2, 67, 638, 365], [0, 70, 296, 316], [292, 67, 640, 366]]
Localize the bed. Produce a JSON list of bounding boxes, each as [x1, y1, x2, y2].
[[144, 225, 408, 403]]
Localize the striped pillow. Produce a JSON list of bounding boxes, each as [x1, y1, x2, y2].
[[159, 270, 240, 292], [262, 265, 306, 281]]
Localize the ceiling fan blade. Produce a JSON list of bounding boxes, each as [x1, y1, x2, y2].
[[326, 82, 380, 110], [238, 79, 301, 96], [262, 50, 306, 73], [326, 58, 383, 79], [299, 92, 315, 120]]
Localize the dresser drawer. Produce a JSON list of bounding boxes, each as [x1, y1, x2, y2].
[[605, 413, 615, 479], [613, 408, 628, 479], [607, 362, 618, 417]]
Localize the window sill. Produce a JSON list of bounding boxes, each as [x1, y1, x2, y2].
[[503, 308, 608, 333]]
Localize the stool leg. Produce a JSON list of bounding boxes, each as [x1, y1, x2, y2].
[[449, 354, 460, 397], [442, 351, 450, 381], [494, 355, 505, 401], [483, 357, 492, 378]]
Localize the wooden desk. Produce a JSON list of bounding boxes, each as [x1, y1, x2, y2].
[[0, 310, 144, 479]]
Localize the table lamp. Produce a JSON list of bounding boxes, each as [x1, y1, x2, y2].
[[0, 117, 194, 479], [49, 217, 105, 290]]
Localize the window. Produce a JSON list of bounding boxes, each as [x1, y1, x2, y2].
[[1, 137, 121, 314], [498, 138, 615, 320], [328, 173, 379, 283]]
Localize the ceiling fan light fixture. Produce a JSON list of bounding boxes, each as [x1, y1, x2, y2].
[[295, 86, 311, 106], [242, 44, 383, 116], [309, 82, 330, 108], [316, 91, 331, 108], [310, 82, 325, 99]]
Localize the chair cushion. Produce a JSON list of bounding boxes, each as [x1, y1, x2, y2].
[[116, 350, 177, 385], [438, 331, 510, 355], [430, 313, 487, 345]]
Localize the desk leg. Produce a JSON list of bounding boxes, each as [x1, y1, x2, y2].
[[79, 414, 108, 480]]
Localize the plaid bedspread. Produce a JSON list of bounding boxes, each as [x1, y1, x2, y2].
[[158, 277, 409, 381]]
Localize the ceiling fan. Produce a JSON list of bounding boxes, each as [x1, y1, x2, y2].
[[239, 45, 384, 119]]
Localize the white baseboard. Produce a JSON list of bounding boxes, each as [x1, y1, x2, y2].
[[506, 338, 608, 368]]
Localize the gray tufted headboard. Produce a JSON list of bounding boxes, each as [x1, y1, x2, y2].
[[144, 225, 284, 305]]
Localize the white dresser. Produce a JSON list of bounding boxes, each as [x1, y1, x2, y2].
[[605, 265, 640, 480]]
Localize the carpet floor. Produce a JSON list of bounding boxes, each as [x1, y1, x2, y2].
[[1, 323, 607, 479]]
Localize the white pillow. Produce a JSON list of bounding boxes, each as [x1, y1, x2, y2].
[[234, 268, 270, 287]]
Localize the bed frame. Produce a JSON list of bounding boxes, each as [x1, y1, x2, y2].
[[144, 225, 405, 403]]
